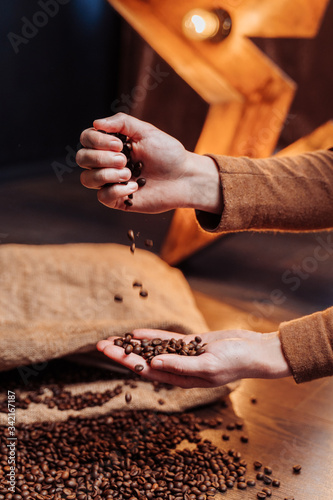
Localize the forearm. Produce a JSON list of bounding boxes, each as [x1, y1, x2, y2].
[[191, 149, 333, 233]]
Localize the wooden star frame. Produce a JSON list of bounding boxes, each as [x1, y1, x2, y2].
[[107, 0, 329, 264]]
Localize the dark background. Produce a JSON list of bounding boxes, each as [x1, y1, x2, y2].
[[1, 0, 333, 322]]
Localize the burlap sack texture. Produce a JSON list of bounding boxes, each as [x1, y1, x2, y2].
[[0, 243, 239, 422]]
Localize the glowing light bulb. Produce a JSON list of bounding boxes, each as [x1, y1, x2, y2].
[[182, 8, 232, 42]]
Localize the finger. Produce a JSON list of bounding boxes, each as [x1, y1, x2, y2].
[[76, 149, 127, 170], [80, 167, 132, 189], [80, 127, 123, 151], [150, 352, 213, 376], [93, 113, 153, 142], [132, 329, 187, 341], [97, 181, 138, 208]]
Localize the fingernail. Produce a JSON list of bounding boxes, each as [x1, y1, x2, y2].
[[128, 181, 138, 192]]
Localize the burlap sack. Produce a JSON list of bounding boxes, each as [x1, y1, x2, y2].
[[0, 243, 240, 421], [0, 243, 210, 371]]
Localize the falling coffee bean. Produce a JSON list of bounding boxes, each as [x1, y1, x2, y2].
[[127, 229, 135, 241], [144, 239, 153, 248]]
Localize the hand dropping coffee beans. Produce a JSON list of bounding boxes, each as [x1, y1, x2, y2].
[[98, 131, 146, 207], [115, 333, 206, 365]]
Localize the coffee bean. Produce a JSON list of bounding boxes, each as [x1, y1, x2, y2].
[[272, 479, 280, 487], [144, 239, 153, 248], [195, 348, 205, 355], [292, 464, 302, 474], [114, 294, 123, 302], [114, 338, 124, 346], [133, 280, 142, 287], [125, 392, 132, 403], [263, 475, 272, 485], [226, 423, 235, 431], [125, 344, 133, 355], [130, 243, 135, 253], [222, 434, 230, 441], [240, 435, 248, 443], [134, 364, 144, 372], [264, 466, 272, 475], [127, 229, 135, 241], [256, 473, 264, 480], [125, 199, 133, 207], [250, 396, 257, 404], [257, 492, 267, 499], [158, 399, 165, 405], [262, 487, 272, 496], [128, 193, 133, 199], [139, 290, 148, 298], [235, 420, 243, 430], [195, 336, 202, 343], [254, 461, 262, 469], [237, 482, 247, 490], [137, 177, 146, 187], [247, 479, 256, 486]]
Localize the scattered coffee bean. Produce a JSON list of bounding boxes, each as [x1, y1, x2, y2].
[[292, 464, 302, 474], [254, 460, 262, 469], [247, 479, 256, 486], [124, 199, 133, 207], [264, 466, 272, 475], [262, 487, 272, 496], [257, 492, 267, 499], [263, 475, 272, 485], [139, 290, 148, 298], [240, 435, 249, 443], [235, 420, 243, 430], [134, 364, 144, 372], [125, 392, 132, 403], [133, 280, 142, 287], [137, 177, 146, 187], [226, 423, 235, 431], [256, 472, 264, 480], [222, 433, 230, 440], [130, 243, 135, 254], [272, 479, 280, 487], [237, 481, 247, 490], [114, 294, 123, 302], [195, 336, 202, 343], [128, 193, 133, 199], [250, 396, 257, 404], [158, 399, 165, 405]]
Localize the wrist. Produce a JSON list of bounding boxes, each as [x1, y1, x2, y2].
[[258, 332, 292, 379], [184, 152, 223, 214]]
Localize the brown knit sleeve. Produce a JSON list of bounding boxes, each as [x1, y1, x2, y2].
[[196, 149, 333, 233], [279, 307, 333, 383]]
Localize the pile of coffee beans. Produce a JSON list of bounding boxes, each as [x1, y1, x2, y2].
[[0, 360, 171, 414], [0, 410, 260, 500], [114, 334, 206, 365], [101, 131, 146, 208]]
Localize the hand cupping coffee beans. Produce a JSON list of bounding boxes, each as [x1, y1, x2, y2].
[[99, 130, 146, 208], [114, 333, 206, 365]]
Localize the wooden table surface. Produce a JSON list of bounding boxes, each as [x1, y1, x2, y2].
[[191, 287, 333, 500]]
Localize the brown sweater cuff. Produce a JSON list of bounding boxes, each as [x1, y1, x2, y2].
[[279, 307, 333, 383], [199, 150, 333, 234]]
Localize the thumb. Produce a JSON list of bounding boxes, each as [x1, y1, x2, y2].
[[150, 353, 207, 376], [93, 113, 152, 141]]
